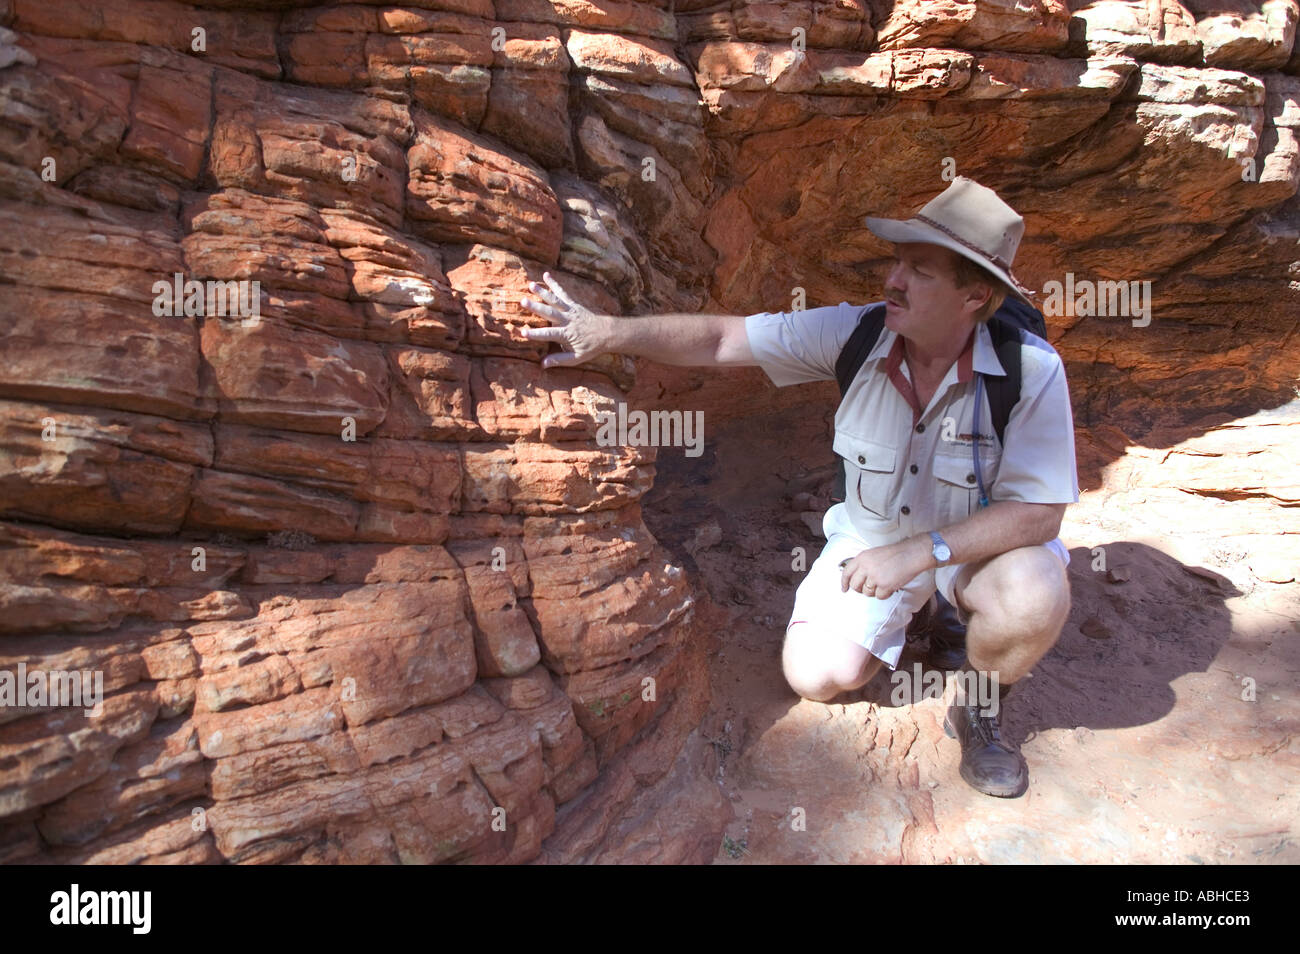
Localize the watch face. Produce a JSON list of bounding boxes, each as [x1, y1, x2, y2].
[[936, 544, 951, 562]]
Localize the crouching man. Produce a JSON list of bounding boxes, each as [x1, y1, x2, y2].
[[519, 177, 1079, 798]]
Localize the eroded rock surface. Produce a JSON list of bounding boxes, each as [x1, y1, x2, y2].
[[2, 0, 1298, 863]]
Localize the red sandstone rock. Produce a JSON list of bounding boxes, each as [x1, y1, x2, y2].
[[876, 0, 1071, 53], [1184, 0, 1298, 71], [1068, 1, 1202, 63], [407, 109, 563, 262], [0, 399, 208, 538], [0, 0, 1296, 869]]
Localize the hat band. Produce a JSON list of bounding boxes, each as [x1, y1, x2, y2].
[[913, 213, 1014, 273]]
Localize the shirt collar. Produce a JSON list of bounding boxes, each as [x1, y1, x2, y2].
[[972, 321, 1007, 377], [863, 326, 895, 366], [869, 322, 1006, 379]]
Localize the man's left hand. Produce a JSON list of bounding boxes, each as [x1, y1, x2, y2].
[[840, 536, 932, 599]]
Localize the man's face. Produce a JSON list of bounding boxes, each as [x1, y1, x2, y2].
[[882, 243, 987, 340]]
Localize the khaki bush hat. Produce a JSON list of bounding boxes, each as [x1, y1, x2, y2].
[[865, 177, 1034, 303]]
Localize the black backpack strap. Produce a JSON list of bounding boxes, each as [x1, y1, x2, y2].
[[830, 304, 887, 502], [983, 321, 1024, 448], [992, 296, 1048, 340], [834, 303, 887, 397]]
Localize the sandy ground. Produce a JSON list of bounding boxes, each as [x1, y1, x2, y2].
[[641, 405, 1299, 865]]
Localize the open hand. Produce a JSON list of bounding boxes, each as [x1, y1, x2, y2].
[[519, 271, 612, 369]]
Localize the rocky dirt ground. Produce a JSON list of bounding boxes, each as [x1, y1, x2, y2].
[[641, 398, 1299, 865]]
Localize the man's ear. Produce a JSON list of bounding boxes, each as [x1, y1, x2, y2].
[[963, 280, 992, 313]]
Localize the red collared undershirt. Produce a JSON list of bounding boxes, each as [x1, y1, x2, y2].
[[883, 328, 976, 425]]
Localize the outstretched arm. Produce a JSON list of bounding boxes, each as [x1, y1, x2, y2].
[[519, 271, 756, 369]]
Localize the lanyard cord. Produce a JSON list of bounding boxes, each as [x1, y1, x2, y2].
[[972, 373, 989, 509]]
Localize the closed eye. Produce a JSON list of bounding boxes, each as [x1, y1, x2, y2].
[[894, 256, 930, 278]]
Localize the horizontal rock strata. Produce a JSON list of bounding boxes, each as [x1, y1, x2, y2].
[[2, 0, 1298, 863]]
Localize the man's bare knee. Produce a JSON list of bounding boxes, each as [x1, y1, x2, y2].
[[783, 638, 841, 701], [785, 672, 842, 703], [963, 550, 1071, 677], [783, 625, 881, 701], [962, 547, 1070, 636]]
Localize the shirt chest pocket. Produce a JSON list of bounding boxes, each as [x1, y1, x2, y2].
[[833, 430, 898, 520], [933, 447, 1001, 516]]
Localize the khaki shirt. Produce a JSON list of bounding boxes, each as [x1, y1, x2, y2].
[[745, 301, 1080, 548]]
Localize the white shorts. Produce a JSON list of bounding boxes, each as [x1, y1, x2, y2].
[[787, 503, 1070, 670]]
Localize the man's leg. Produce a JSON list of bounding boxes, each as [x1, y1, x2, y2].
[[951, 543, 1071, 685], [780, 504, 930, 703], [939, 542, 1071, 797], [783, 624, 884, 702]]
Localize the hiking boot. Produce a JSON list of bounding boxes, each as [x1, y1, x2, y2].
[[926, 594, 967, 670], [942, 688, 1027, 798]]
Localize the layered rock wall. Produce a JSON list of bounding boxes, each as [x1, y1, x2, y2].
[[0, 0, 723, 863], [1, 0, 1297, 863]]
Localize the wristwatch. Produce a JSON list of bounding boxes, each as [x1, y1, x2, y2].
[[929, 531, 952, 567]]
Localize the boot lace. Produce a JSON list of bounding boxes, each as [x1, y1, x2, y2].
[[966, 704, 1014, 753]]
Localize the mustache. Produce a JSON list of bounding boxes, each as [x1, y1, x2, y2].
[[884, 289, 907, 307]]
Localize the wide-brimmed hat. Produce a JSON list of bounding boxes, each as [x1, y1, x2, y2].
[[865, 177, 1033, 303]]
